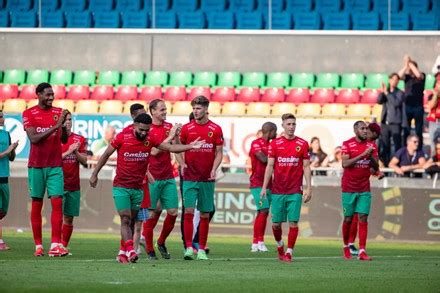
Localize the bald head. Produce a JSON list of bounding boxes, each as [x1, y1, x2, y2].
[[261, 122, 277, 140]]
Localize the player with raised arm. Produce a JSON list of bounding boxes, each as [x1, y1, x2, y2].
[[249, 122, 277, 252], [260, 114, 312, 262]]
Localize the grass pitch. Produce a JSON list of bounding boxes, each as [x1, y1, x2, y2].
[[0, 231, 439, 292]]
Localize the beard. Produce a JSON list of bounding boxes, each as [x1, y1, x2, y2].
[[135, 131, 146, 140]]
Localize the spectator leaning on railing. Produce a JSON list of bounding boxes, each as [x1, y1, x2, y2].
[[425, 76, 440, 156], [388, 134, 427, 178], [424, 141, 440, 177]]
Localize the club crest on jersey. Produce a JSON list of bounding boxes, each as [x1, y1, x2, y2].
[[53, 114, 59, 121], [144, 141, 150, 147], [208, 131, 214, 138], [296, 146, 301, 152]]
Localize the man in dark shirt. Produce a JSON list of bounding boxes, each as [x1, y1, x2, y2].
[[377, 73, 407, 166], [398, 55, 425, 150], [389, 134, 426, 178]]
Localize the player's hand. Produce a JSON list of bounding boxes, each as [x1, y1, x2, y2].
[[377, 171, 385, 180], [190, 137, 206, 149], [208, 169, 216, 181], [89, 174, 98, 188], [68, 142, 80, 153], [57, 109, 70, 128], [169, 123, 182, 139], [395, 168, 404, 176], [147, 172, 155, 184], [6, 142, 17, 153], [179, 163, 187, 177], [303, 188, 312, 203], [11, 141, 19, 150], [363, 147, 374, 157], [260, 188, 267, 201]]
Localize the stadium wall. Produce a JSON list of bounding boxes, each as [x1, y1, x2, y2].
[[1, 29, 439, 73]]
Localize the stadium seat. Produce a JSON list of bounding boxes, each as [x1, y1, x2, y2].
[[242, 72, 266, 88], [231, 0, 256, 11], [323, 12, 350, 30], [91, 85, 114, 101], [172, 101, 193, 115], [172, 0, 198, 11], [201, 0, 227, 11], [285, 0, 313, 12], [41, 10, 65, 28], [340, 73, 365, 89], [139, 86, 162, 101], [117, 0, 142, 11], [121, 11, 149, 28], [3, 99, 26, 113], [39, 0, 60, 11], [207, 11, 234, 29], [123, 100, 147, 114], [321, 104, 346, 117], [75, 100, 99, 114], [19, 85, 37, 100], [315, 73, 340, 88], [52, 85, 67, 99], [294, 12, 321, 30], [66, 85, 90, 100], [371, 104, 382, 121], [66, 12, 92, 28], [73, 70, 96, 86], [412, 12, 439, 31], [50, 69, 73, 85], [212, 87, 236, 103], [154, 12, 177, 29], [247, 102, 271, 116], [89, 0, 115, 11], [352, 12, 380, 30], [145, 0, 169, 11], [285, 88, 310, 104], [193, 72, 217, 87], [316, 0, 342, 12], [53, 99, 75, 113], [121, 71, 144, 86], [7, 0, 33, 11], [145, 71, 168, 86], [94, 11, 121, 28], [115, 86, 138, 101], [208, 101, 222, 115], [97, 71, 120, 86], [257, 0, 284, 12], [217, 72, 241, 87], [100, 100, 123, 114], [169, 72, 192, 87], [296, 103, 321, 117], [402, 0, 429, 13], [397, 80, 405, 90], [310, 88, 335, 104], [164, 87, 186, 102], [178, 12, 206, 29], [291, 73, 315, 88], [261, 88, 285, 103], [373, 0, 400, 12], [236, 87, 261, 103], [361, 89, 380, 104], [343, 0, 371, 12], [4, 69, 25, 85], [365, 73, 388, 89], [266, 12, 293, 29], [0, 11, 9, 27], [26, 70, 49, 84], [271, 103, 297, 116], [26, 99, 38, 108], [266, 72, 290, 88], [61, 0, 87, 11], [0, 84, 19, 100], [380, 12, 410, 30], [425, 74, 435, 90], [222, 102, 246, 116], [346, 104, 372, 118], [188, 87, 212, 101], [336, 89, 361, 104], [236, 12, 264, 30]]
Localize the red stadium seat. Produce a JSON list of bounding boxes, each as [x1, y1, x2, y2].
[[261, 88, 285, 103], [91, 85, 114, 101], [52, 85, 66, 99], [164, 86, 186, 102], [139, 86, 162, 101], [361, 89, 381, 104], [67, 85, 90, 100], [188, 87, 211, 101], [212, 87, 236, 103], [311, 88, 335, 104], [285, 88, 310, 104], [19, 85, 37, 100], [424, 90, 433, 105], [115, 86, 138, 101], [236, 87, 260, 103], [0, 84, 19, 101], [336, 89, 360, 104]]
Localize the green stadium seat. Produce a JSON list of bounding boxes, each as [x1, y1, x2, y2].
[[3, 69, 26, 85], [242, 72, 266, 88], [315, 73, 340, 88], [193, 72, 217, 87], [97, 70, 120, 86], [398, 80, 405, 90], [425, 74, 435, 90], [340, 73, 365, 89], [365, 73, 388, 89], [121, 70, 144, 86], [290, 73, 315, 88], [50, 70, 73, 85], [217, 72, 241, 87], [73, 70, 96, 86], [169, 71, 192, 87], [145, 71, 168, 86], [26, 70, 49, 84], [266, 72, 290, 88], [0, 71, 3, 83]]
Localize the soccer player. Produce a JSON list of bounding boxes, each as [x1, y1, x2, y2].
[[23, 82, 69, 257], [181, 96, 224, 261], [60, 113, 87, 251], [249, 122, 277, 252], [341, 121, 379, 261], [89, 113, 203, 264], [0, 110, 18, 250], [260, 113, 312, 262]]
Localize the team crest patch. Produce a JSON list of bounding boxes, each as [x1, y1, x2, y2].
[[53, 115, 59, 121], [296, 146, 301, 152], [208, 131, 214, 137], [144, 141, 150, 147]]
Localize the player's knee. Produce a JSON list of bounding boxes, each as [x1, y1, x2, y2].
[[272, 222, 282, 229], [167, 209, 178, 217], [343, 216, 353, 223], [63, 215, 73, 225], [259, 209, 269, 214], [185, 208, 195, 214], [120, 215, 131, 226], [358, 214, 368, 222], [200, 212, 210, 219], [0, 210, 6, 219], [288, 222, 298, 228]]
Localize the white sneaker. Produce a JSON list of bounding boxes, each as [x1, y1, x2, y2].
[[258, 242, 269, 252], [250, 243, 259, 252], [136, 247, 142, 255]]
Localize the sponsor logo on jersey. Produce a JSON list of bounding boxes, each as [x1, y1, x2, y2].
[[123, 151, 149, 161], [36, 126, 51, 133]]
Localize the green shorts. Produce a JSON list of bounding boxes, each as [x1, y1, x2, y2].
[[63, 190, 81, 217], [250, 188, 272, 211], [0, 183, 10, 214], [271, 193, 303, 223], [182, 181, 215, 213], [342, 192, 371, 217], [112, 187, 143, 212], [28, 167, 64, 198], [148, 178, 179, 210]]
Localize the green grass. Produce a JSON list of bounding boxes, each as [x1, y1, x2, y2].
[[0, 231, 439, 292]]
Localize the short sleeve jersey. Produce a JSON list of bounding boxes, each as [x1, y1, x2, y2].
[[249, 137, 271, 189], [341, 137, 378, 193], [180, 120, 224, 182], [393, 147, 425, 167], [62, 132, 87, 191], [148, 122, 174, 180], [22, 105, 63, 168], [110, 129, 161, 189], [268, 136, 310, 195]]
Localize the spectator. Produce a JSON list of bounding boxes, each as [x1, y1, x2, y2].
[[91, 125, 116, 156], [309, 137, 328, 175], [432, 55, 440, 75], [327, 146, 342, 168], [426, 77, 440, 156], [388, 134, 426, 178], [398, 55, 425, 150], [377, 73, 407, 166], [424, 141, 440, 177]]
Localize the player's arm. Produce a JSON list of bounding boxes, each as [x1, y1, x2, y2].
[[157, 137, 205, 153], [0, 141, 18, 160], [341, 147, 372, 168], [25, 109, 68, 144], [62, 142, 79, 159], [369, 154, 379, 171], [303, 159, 312, 203], [260, 157, 275, 199], [74, 150, 88, 167], [209, 145, 223, 180], [89, 144, 116, 187], [255, 151, 268, 164]]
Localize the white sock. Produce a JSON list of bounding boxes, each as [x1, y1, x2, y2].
[[258, 241, 265, 245], [348, 242, 354, 246], [50, 243, 59, 249], [118, 250, 126, 255], [286, 248, 293, 255], [36, 244, 43, 250], [0, 239, 4, 244], [198, 249, 205, 253], [344, 244, 349, 248], [277, 240, 284, 247], [359, 249, 365, 253]]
